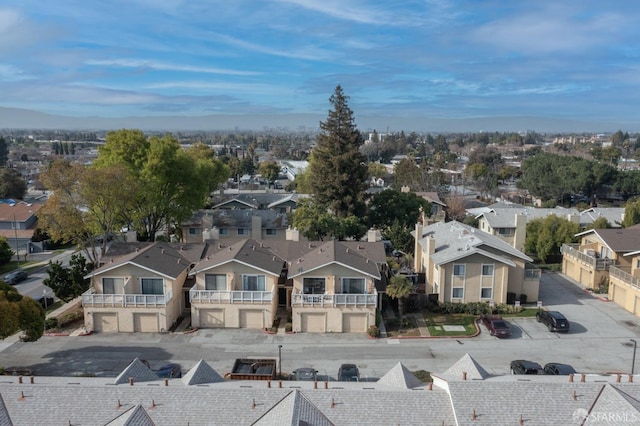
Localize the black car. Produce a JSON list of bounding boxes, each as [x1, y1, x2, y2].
[[543, 362, 577, 375], [510, 360, 543, 375], [291, 367, 318, 381], [3, 269, 28, 285], [337, 364, 360, 381], [156, 363, 182, 378], [536, 310, 570, 332]]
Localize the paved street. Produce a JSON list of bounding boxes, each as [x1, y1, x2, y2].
[[1, 271, 639, 380]]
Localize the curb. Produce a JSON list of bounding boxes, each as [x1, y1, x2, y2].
[[584, 288, 611, 302]]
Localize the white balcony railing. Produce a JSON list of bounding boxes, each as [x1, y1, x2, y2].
[[82, 288, 173, 307], [561, 244, 616, 270], [610, 265, 640, 289], [189, 288, 273, 304], [291, 290, 377, 307]]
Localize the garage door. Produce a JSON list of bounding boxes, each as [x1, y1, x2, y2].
[[613, 286, 627, 307], [343, 313, 367, 332], [133, 313, 158, 332], [199, 309, 225, 328], [239, 310, 263, 329], [93, 313, 117, 333], [301, 313, 326, 333]]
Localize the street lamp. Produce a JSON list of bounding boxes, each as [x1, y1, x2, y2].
[[278, 345, 283, 379], [43, 289, 48, 334], [631, 339, 637, 375]]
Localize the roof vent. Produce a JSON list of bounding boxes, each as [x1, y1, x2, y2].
[[346, 248, 350, 254], [177, 259, 181, 264], [161, 249, 165, 254], [252, 246, 255, 251], [218, 243, 222, 249], [273, 256, 276, 262], [135, 247, 139, 252]]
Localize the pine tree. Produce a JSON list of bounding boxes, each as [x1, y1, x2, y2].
[[308, 85, 368, 218]]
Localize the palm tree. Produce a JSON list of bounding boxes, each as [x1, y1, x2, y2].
[[386, 275, 414, 327]]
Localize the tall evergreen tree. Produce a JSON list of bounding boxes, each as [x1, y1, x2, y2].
[[0, 136, 8, 167], [308, 85, 368, 218]]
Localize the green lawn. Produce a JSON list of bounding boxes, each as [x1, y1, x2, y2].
[[502, 308, 539, 318], [425, 314, 477, 337]]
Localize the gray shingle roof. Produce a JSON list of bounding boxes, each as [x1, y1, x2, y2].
[[181, 359, 224, 385], [584, 384, 640, 425], [579, 228, 640, 253], [287, 241, 381, 279], [441, 353, 490, 380], [417, 221, 532, 266], [114, 358, 161, 385], [477, 206, 580, 228], [0, 393, 11, 426], [376, 362, 424, 389], [106, 404, 155, 426], [253, 390, 334, 426], [196, 239, 286, 276]]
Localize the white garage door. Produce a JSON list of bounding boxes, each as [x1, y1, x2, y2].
[[343, 313, 367, 332], [613, 286, 627, 307], [93, 313, 117, 333], [301, 313, 326, 333], [239, 310, 263, 328], [133, 313, 158, 332], [199, 309, 225, 328]]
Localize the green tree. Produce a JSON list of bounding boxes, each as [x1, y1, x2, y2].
[[258, 161, 281, 188], [291, 198, 336, 240], [0, 236, 12, 265], [307, 85, 368, 218], [386, 275, 413, 325], [0, 296, 20, 338], [525, 215, 580, 262], [334, 215, 367, 241], [367, 190, 431, 230], [42, 256, 95, 303], [588, 217, 612, 229], [623, 199, 640, 228], [382, 219, 414, 254], [0, 136, 8, 167], [18, 297, 44, 342], [0, 168, 27, 199]]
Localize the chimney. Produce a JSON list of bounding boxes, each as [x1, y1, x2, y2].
[[129, 377, 134, 386]]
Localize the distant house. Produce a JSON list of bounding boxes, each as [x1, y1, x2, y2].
[[0, 200, 43, 256], [413, 220, 541, 304], [180, 210, 291, 243]]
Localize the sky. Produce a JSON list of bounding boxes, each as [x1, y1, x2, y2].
[[1, 1, 640, 131]]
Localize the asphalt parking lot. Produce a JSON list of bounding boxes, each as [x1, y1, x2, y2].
[[1, 271, 640, 380]]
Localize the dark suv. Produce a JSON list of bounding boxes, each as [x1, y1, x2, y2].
[[3, 269, 28, 285], [337, 364, 360, 381], [536, 310, 570, 332], [510, 360, 543, 375]]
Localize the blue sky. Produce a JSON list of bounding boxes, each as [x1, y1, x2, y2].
[[1, 1, 640, 129]]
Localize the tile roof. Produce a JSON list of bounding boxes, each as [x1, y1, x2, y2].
[[181, 359, 224, 385], [114, 358, 161, 385], [376, 362, 424, 389]]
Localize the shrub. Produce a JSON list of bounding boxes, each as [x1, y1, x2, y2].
[[58, 311, 84, 328], [44, 318, 59, 330], [285, 322, 293, 332], [367, 325, 380, 338]]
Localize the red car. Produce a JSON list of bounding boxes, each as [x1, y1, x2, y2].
[[481, 314, 511, 338]]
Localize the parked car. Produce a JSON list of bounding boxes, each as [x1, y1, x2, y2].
[[291, 367, 318, 381], [156, 363, 182, 378], [510, 360, 543, 375], [3, 269, 28, 285], [543, 363, 576, 375], [536, 310, 570, 332], [337, 364, 360, 381], [480, 314, 511, 338]]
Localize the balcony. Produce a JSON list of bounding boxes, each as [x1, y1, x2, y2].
[[609, 265, 640, 289], [561, 244, 616, 270], [291, 289, 377, 307], [189, 288, 273, 304], [82, 288, 173, 307], [525, 263, 541, 280]]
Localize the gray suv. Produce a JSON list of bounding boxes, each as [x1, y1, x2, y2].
[[3, 269, 28, 285]]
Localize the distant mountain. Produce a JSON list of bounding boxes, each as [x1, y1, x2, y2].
[[0, 106, 631, 133]]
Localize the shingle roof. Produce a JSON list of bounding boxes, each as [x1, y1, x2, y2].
[[477, 206, 580, 228], [195, 239, 285, 276], [106, 404, 155, 426], [417, 221, 532, 266], [0, 201, 42, 222], [253, 390, 334, 426], [580, 207, 625, 228], [578, 228, 640, 253], [441, 353, 491, 380], [184, 209, 288, 230], [287, 240, 381, 279], [181, 359, 224, 385], [376, 362, 424, 389], [0, 393, 11, 426], [585, 384, 640, 425], [114, 358, 161, 385]]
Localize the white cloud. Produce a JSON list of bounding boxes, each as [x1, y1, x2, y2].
[[85, 59, 261, 76]]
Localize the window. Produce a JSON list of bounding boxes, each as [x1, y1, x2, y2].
[[452, 287, 464, 299], [341, 277, 366, 294], [237, 228, 249, 236], [266, 229, 277, 236], [141, 278, 164, 295], [242, 275, 265, 291], [481, 287, 492, 299], [188, 227, 202, 235], [497, 228, 513, 236], [102, 277, 123, 294], [453, 264, 465, 277], [303, 277, 325, 294], [219, 228, 229, 236], [205, 274, 226, 291], [482, 265, 494, 276]]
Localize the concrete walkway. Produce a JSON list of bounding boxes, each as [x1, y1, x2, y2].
[[412, 314, 431, 337]]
